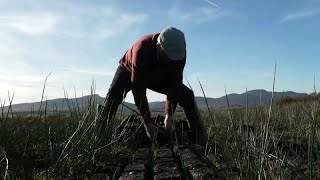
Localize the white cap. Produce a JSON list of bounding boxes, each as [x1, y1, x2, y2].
[[157, 27, 186, 61]]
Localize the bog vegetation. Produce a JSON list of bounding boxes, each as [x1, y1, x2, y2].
[[0, 91, 319, 179]]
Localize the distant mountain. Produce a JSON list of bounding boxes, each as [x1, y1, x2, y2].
[[4, 94, 135, 113], [4, 89, 308, 113], [198, 89, 307, 109], [149, 89, 307, 111]]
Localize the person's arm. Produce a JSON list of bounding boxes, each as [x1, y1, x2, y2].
[[165, 59, 186, 116], [131, 46, 152, 123]]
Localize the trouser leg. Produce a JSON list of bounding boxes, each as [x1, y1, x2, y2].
[[97, 66, 131, 137], [178, 84, 207, 145]]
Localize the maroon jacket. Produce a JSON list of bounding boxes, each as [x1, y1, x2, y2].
[[119, 33, 186, 119]]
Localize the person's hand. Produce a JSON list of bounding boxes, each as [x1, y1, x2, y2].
[[164, 115, 174, 132], [144, 122, 159, 142]]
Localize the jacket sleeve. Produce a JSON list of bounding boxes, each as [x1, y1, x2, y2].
[[130, 45, 151, 121], [165, 57, 186, 116]]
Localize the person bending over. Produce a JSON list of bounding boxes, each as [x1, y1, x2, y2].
[[98, 27, 206, 144]]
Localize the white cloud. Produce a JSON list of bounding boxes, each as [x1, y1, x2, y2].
[[0, 2, 149, 104], [0, 65, 114, 105], [91, 13, 148, 40], [202, 0, 219, 7], [169, 6, 229, 24], [52, 5, 148, 41], [280, 9, 320, 23], [0, 13, 59, 35], [0, 41, 16, 58], [0, 72, 50, 105], [0, 2, 148, 40]]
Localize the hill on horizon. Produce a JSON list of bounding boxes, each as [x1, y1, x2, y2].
[[3, 89, 308, 113]]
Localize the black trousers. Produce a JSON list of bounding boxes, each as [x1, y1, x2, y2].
[[101, 65, 206, 144], [106, 66, 197, 112]]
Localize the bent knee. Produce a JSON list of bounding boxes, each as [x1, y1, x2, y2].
[[179, 85, 195, 108], [107, 86, 127, 100]]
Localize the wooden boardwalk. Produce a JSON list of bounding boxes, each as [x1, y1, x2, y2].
[[90, 115, 227, 180]]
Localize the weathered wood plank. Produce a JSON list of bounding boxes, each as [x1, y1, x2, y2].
[[119, 148, 152, 180], [174, 145, 225, 180], [153, 147, 183, 180]]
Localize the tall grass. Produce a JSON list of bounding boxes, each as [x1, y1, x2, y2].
[[0, 81, 122, 179], [202, 96, 320, 179], [0, 81, 319, 179], [195, 64, 319, 179]]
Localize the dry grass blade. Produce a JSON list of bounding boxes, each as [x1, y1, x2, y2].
[[1, 150, 9, 180], [224, 87, 234, 128], [197, 78, 214, 123], [37, 72, 51, 119], [259, 61, 277, 180], [197, 78, 216, 155], [55, 109, 95, 164], [5, 92, 14, 121]]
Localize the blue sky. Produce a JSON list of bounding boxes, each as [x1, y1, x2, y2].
[[0, 0, 319, 105]]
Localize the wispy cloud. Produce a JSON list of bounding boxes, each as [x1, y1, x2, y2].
[[280, 9, 320, 23], [0, 2, 148, 40], [169, 6, 229, 24], [56, 6, 148, 40], [202, 0, 219, 7], [0, 13, 59, 35], [0, 63, 115, 104], [0, 60, 50, 104], [0, 2, 150, 104]]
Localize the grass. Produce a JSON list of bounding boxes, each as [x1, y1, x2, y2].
[[0, 89, 319, 179], [0, 86, 126, 179], [202, 98, 320, 179]]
